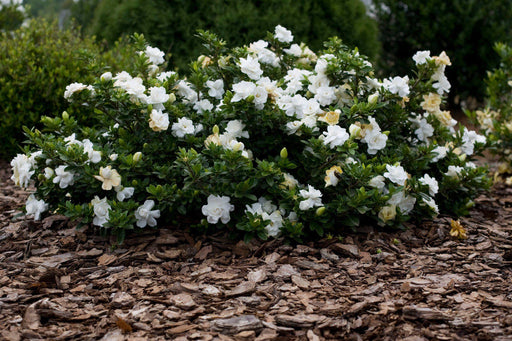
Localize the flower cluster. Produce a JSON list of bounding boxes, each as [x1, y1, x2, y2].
[[13, 28, 489, 242]]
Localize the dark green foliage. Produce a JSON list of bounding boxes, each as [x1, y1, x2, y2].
[[0, 1, 25, 30], [85, 0, 380, 70], [0, 19, 136, 159], [372, 0, 512, 104]]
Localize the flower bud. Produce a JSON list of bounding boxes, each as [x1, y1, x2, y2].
[[246, 95, 255, 102], [280, 147, 288, 159], [169, 93, 176, 103], [458, 153, 467, 161], [100, 71, 112, 82], [213, 125, 220, 135], [62, 111, 69, 120], [133, 152, 142, 163], [368, 92, 379, 105], [349, 124, 362, 139], [316, 206, 326, 216]]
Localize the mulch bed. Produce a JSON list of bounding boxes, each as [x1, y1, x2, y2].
[[1, 159, 512, 341]]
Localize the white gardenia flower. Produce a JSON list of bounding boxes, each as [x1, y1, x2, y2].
[[25, 194, 48, 221], [384, 164, 408, 186], [176, 80, 199, 103], [172, 117, 196, 137], [369, 175, 386, 191], [461, 129, 486, 155], [194, 99, 214, 114], [135, 200, 161, 228], [114, 185, 135, 201], [113, 71, 132, 85], [422, 196, 439, 215], [82, 139, 101, 164], [64, 82, 94, 100], [258, 197, 278, 214], [299, 185, 323, 210], [419, 174, 439, 196], [314, 86, 337, 106], [284, 68, 312, 94], [146, 87, 170, 107], [252, 86, 268, 109], [410, 116, 434, 143], [10, 154, 35, 188], [156, 71, 176, 82], [202, 195, 235, 224], [387, 191, 416, 215], [445, 165, 464, 178], [256, 47, 280, 67], [225, 120, 249, 139], [149, 109, 169, 132], [274, 25, 293, 43], [119, 77, 146, 100], [412, 50, 431, 65], [245, 202, 265, 216], [322, 125, 349, 149], [91, 196, 110, 227], [384, 76, 410, 97], [53, 165, 75, 189], [206, 79, 225, 99], [232, 81, 257, 102], [239, 55, 263, 80], [364, 129, 388, 155], [284, 43, 302, 56], [432, 73, 451, 95], [144, 46, 165, 65], [262, 211, 283, 237], [431, 145, 448, 162], [285, 120, 303, 135]]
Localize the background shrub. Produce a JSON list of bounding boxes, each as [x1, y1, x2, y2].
[[0, 18, 136, 159], [79, 0, 380, 71], [371, 0, 512, 106], [0, 0, 26, 30], [469, 43, 512, 180]]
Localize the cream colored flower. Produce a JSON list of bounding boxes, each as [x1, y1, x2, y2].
[[149, 109, 169, 132], [281, 173, 298, 189], [420, 93, 442, 113], [433, 110, 456, 127], [318, 110, 340, 126], [324, 165, 343, 187], [378, 205, 396, 222], [94, 166, 121, 190], [434, 51, 451, 66]]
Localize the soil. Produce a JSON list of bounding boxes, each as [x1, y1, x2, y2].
[[1, 159, 512, 341]]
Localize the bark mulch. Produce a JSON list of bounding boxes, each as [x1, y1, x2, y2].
[[1, 160, 512, 341]]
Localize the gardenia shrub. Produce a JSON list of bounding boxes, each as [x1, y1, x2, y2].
[[12, 28, 490, 243], [469, 43, 512, 183]]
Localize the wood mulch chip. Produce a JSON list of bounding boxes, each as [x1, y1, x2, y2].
[[1, 159, 512, 340]]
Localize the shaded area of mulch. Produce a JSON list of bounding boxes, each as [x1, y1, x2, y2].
[[1, 160, 512, 341]]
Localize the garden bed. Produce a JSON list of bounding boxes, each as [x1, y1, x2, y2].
[[1, 160, 512, 340]]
